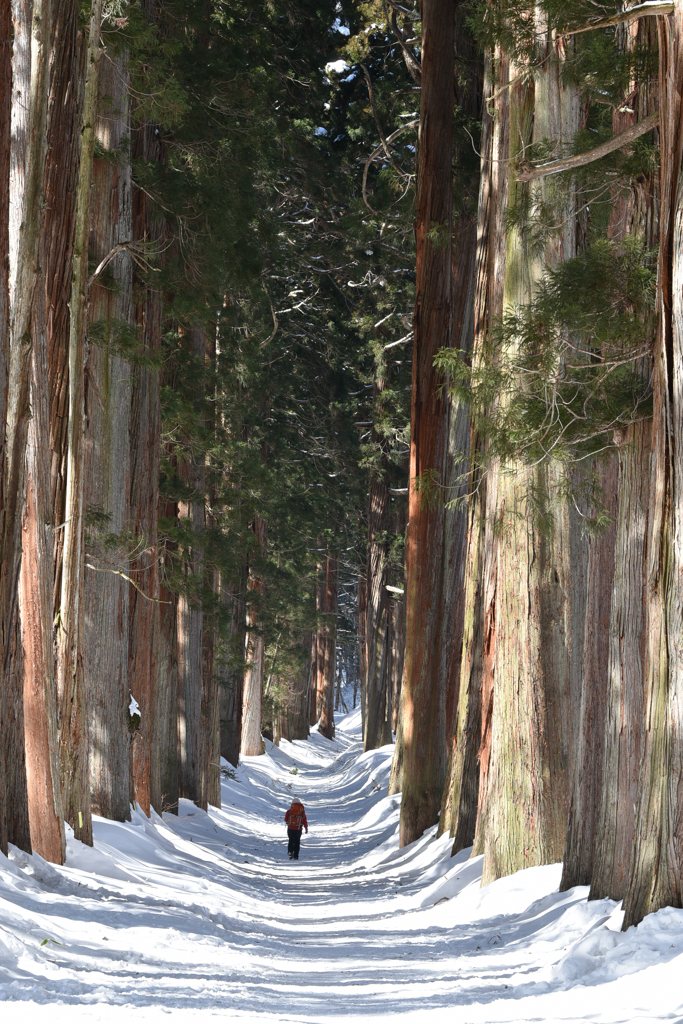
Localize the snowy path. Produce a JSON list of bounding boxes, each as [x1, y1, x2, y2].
[[1, 709, 682, 1023]]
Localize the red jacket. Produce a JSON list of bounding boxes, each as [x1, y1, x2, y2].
[[285, 802, 308, 831]]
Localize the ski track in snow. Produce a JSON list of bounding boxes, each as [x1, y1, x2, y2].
[[0, 709, 682, 1023]]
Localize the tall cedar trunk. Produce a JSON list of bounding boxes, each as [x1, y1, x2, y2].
[[37, 0, 84, 861], [19, 0, 73, 863], [241, 516, 266, 756], [458, 50, 508, 859], [437, 213, 477, 838], [3, 0, 51, 856], [152, 503, 178, 813], [561, 457, 617, 888], [569, 40, 656, 898], [438, 49, 497, 848], [364, 462, 390, 750], [399, 0, 454, 847], [57, 0, 103, 847], [218, 563, 247, 767], [623, 8, 683, 928], [84, 46, 133, 823], [357, 568, 367, 736], [477, 25, 582, 884], [0, 0, 11, 856], [309, 612, 319, 727], [128, 110, 162, 815], [388, 498, 406, 734], [318, 551, 338, 740], [176, 327, 208, 807]]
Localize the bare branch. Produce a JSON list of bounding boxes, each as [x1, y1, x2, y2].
[[564, 0, 674, 36], [517, 112, 659, 181], [362, 119, 418, 212], [383, 1, 422, 84]]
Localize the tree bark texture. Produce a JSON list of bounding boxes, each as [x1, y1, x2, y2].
[[128, 113, 162, 816], [561, 457, 617, 889], [440, 52, 500, 852], [364, 464, 391, 751], [357, 570, 367, 736], [57, 0, 103, 847], [623, 8, 683, 928], [398, 0, 454, 847], [318, 551, 338, 741], [84, 45, 133, 823], [176, 327, 209, 806], [0, 0, 11, 856], [240, 516, 267, 756], [150, 497, 178, 815], [218, 564, 247, 767], [477, 27, 582, 884], [3, 0, 52, 855]]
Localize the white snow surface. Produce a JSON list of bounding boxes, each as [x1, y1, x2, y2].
[[0, 708, 682, 1023]]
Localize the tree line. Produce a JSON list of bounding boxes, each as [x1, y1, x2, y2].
[[2, 0, 682, 936]]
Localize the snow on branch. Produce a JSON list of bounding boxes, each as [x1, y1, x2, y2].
[[517, 112, 659, 182]]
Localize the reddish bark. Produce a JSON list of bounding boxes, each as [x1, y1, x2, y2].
[[399, 0, 454, 846]]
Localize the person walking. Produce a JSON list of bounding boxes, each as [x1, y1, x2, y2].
[[284, 798, 308, 860]]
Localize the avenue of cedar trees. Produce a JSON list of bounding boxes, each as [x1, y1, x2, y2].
[[0, 0, 681, 933]]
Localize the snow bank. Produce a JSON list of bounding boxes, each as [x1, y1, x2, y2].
[[0, 709, 680, 1023]]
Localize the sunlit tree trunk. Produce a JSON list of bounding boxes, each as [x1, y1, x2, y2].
[[563, 19, 657, 896], [623, 8, 683, 928], [127, 105, 162, 815], [364, 463, 390, 750], [240, 516, 266, 756], [476, 22, 583, 884], [2, 0, 51, 856], [83, 44, 133, 824], [55, 0, 102, 846], [398, 0, 454, 847]]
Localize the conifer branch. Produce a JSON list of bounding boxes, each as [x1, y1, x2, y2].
[[517, 112, 659, 181], [564, 1, 674, 36]]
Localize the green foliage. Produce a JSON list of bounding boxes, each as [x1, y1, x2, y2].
[[436, 238, 656, 466]]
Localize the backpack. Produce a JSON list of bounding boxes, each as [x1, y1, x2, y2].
[[288, 803, 305, 829]]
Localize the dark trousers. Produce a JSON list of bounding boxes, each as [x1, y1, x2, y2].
[[287, 828, 301, 858]]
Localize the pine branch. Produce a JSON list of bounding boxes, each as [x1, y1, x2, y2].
[[517, 112, 659, 181], [564, 1, 675, 36]]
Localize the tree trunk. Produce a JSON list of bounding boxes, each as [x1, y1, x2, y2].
[[83, 44, 133, 823], [357, 569, 367, 737], [3, 0, 52, 857], [564, 25, 657, 894], [218, 563, 247, 768], [128, 110, 162, 815], [446, 49, 506, 858], [318, 551, 338, 740], [477, 25, 582, 884], [151, 512, 178, 815], [240, 516, 266, 756], [623, 8, 683, 928], [398, 0, 454, 847], [364, 467, 390, 750], [561, 457, 617, 888], [0, 0, 11, 856], [56, 0, 103, 847], [278, 632, 311, 742]]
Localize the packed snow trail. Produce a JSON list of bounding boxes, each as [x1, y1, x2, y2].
[[0, 709, 682, 1023]]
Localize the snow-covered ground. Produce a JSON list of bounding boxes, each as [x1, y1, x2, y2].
[[0, 709, 682, 1023]]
